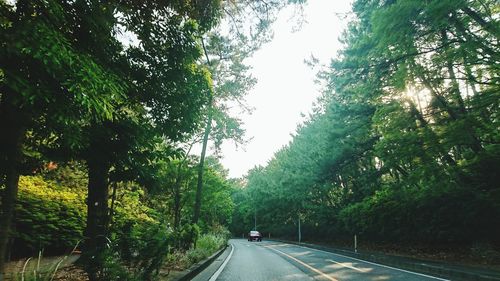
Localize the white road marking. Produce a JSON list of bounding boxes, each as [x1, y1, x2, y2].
[[264, 245, 339, 281], [292, 243, 449, 281], [326, 259, 367, 272], [209, 244, 234, 281]]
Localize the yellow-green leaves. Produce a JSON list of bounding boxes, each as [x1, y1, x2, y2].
[[17, 22, 126, 121]]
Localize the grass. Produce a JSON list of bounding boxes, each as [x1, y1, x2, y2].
[[5, 241, 83, 281], [162, 232, 228, 276]]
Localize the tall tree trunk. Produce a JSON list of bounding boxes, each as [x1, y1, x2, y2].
[[441, 30, 467, 115], [83, 129, 111, 281], [460, 6, 499, 36], [450, 14, 498, 59], [173, 141, 195, 229], [441, 29, 483, 154], [192, 104, 212, 224], [0, 96, 25, 279], [108, 182, 117, 227], [192, 37, 215, 225], [408, 101, 458, 167], [173, 169, 183, 229]]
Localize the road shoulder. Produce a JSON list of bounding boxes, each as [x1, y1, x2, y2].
[[163, 245, 229, 281], [189, 244, 233, 281], [271, 239, 500, 281]]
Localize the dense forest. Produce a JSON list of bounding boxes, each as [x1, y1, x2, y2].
[[231, 0, 500, 260], [0, 0, 301, 280], [1, 0, 499, 280]]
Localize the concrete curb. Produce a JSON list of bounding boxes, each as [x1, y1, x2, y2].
[[170, 244, 228, 281], [270, 239, 500, 281]]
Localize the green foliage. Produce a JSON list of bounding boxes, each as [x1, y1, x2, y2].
[[9, 252, 82, 281], [1, 0, 299, 278], [189, 232, 227, 262], [112, 221, 170, 280], [12, 171, 175, 280], [82, 249, 134, 281], [174, 224, 200, 251], [42, 161, 88, 190], [14, 176, 86, 256], [165, 228, 229, 271], [112, 182, 158, 226], [199, 159, 235, 228], [232, 0, 500, 253], [339, 186, 500, 243]]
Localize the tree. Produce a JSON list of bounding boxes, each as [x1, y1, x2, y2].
[[0, 1, 125, 275], [233, 0, 500, 248], [192, 0, 305, 224], [0, 0, 221, 278], [68, 2, 219, 278]]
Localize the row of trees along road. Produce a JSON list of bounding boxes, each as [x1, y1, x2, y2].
[[232, 0, 500, 257], [0, 0, 304, 280]]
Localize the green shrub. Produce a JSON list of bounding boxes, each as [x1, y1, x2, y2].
[[164, 228, 229, 272], [196, 233, 226, 254], [80, 248, 137, 281], [170, 223, 200, 250], [337, 186, 500, 244], [117, 221, 170, 280], [14, 176, 86, 256], [181, 232, 227, 265]]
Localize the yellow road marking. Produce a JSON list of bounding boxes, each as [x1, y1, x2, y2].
[[264, 245, 339, 281]]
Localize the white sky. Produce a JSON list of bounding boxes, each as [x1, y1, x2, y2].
[[214, 0, 353, 178]]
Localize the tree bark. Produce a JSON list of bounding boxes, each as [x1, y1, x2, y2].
[[440, 30, 467, 115], [172, 141, 195, 229], [460, 6, 499, 36], [440, 29, 483, 154], [0, 96, 26, 279], [173, 169, 183, 229], [192, 105, 212, 224], [83, 128, 111, 281], [408, 100, 458, 167], [108, 181, 118, 227], [192, 37, 215, 225]]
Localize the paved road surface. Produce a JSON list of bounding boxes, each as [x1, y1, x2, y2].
[[194, 239, 449, 281]]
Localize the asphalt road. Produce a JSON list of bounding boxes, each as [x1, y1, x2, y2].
[[194, 239, 450, 281]]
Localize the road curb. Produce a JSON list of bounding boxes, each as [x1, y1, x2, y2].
[[270, 239, 500, 281], [170, 244, 228, 281]]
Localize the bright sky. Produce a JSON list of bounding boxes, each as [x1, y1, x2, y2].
[[214, 0, 353, 178]]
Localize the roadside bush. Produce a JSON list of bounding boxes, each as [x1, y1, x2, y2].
[[13, 176, 86, 256], [207, 223, 231, 241], [183, 232, 227, 265], [170, 223, 200, 250], [164, 227, 229, 272], [338, 186, 500, 244], [106, 184, 170, 280], [196, 233, 226, 254], [115, 221, 170, 280], [82, 249, 134, 281]]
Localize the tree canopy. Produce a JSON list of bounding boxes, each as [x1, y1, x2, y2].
[[0, 0, 304, 279], [232, 0, 500, 251]]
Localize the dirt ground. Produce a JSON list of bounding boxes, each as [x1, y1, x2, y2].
[[3, 254, 87, 281]]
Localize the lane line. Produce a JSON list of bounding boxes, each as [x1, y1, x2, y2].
[[264, 245, 339, 281], [326, 259, 367, 273], [209, 244, 234, 281], [290, 243, 449, 281]]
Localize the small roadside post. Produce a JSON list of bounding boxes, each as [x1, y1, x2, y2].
[[354, 234, 358, 253], [298, 214, 301, 243]]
